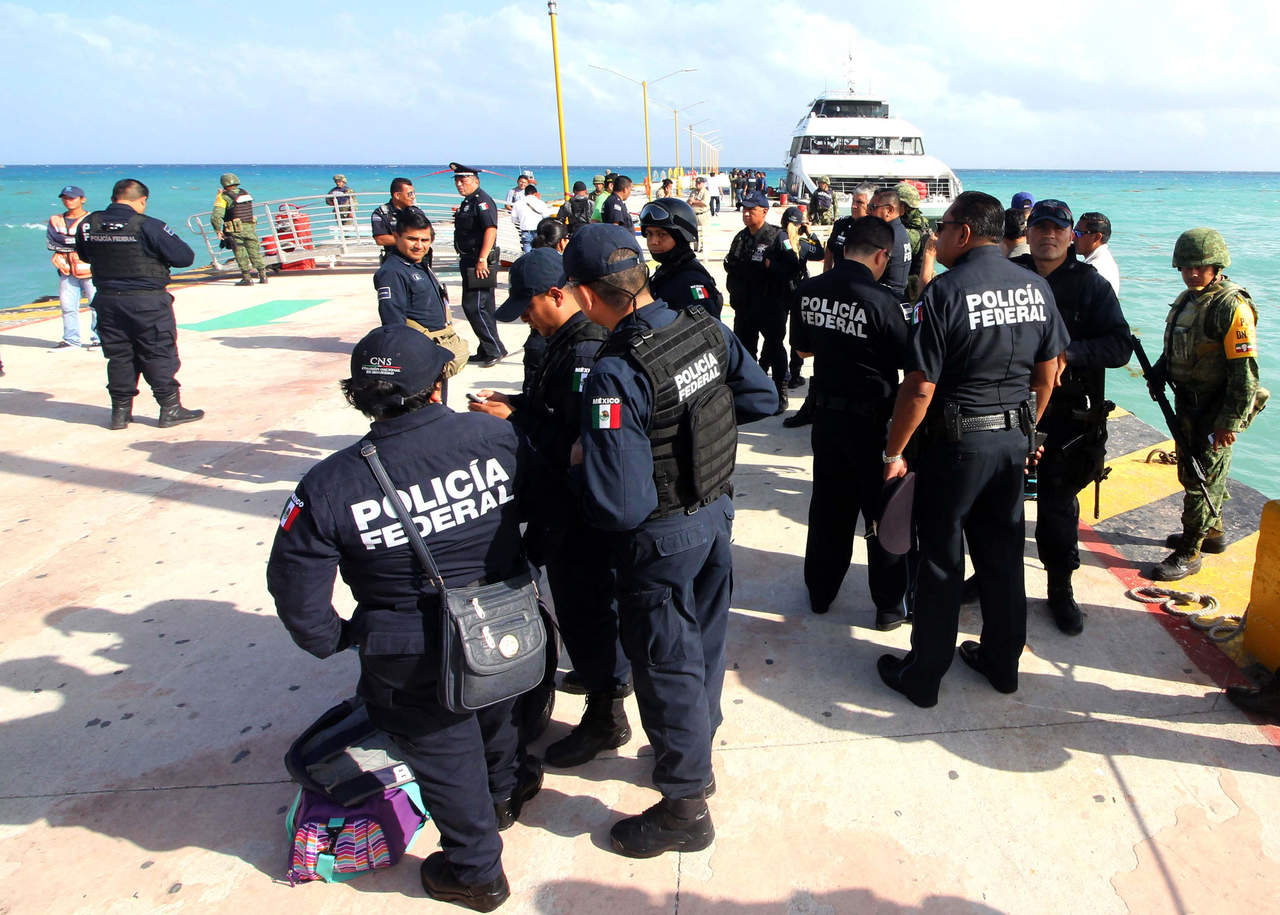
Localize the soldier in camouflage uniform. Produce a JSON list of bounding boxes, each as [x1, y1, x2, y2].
[[808, 176, 837, 225], [211, 173, 267, 286], [896, 182, 932, 302], [1148, 228, 1264, 581]]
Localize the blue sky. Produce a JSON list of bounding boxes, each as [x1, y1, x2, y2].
[[4, 0, 1278, 169]]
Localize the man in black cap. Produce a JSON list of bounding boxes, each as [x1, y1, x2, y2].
[[600, 175, 635, 230], [1012, 198, 1130, 635], [878, 191, 1069, 708], [792, 217, 910, 630], [75, 178, 203, 431], [564, 224, 775, 858], [268, 326, 538, 911], [870, 188, 912, 303], [557, 181, 593, 234], [469, 248, 632, 770], [371, 177, 416, 264], [723, 189, 798, 414], [451, 163, 507, 367]]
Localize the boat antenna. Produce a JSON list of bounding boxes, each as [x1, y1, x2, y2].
[[845, 47, 856, 94]]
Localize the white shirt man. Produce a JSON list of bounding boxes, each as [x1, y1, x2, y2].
[[512, 186, 552, 252], [1074, 211, 1120, 295]]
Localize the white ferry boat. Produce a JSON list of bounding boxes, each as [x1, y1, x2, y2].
[[784, 87, 961, 218]]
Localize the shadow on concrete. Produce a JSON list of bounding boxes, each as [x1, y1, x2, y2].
[[129, 429, 353, 484], [211, 334, 354, 354], [0, 388, 112, 427], [0, 333, 60, 349]]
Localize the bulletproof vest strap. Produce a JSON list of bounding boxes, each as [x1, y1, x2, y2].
[[81, 211, 170, 282]]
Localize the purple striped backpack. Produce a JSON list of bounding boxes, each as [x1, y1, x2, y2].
[[285, 782, 426, 884]]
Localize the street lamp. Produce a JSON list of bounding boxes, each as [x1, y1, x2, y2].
[[547, 2, 570, 202], [687, 118, 712, 175], [589, 64, 694, 198]]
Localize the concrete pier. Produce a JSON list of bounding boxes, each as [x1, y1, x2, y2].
[[1, 209, 1276, 913]]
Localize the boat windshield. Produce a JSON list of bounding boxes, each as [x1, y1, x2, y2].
[[792, 135, 924, 156], [811, 100, 889, 118]]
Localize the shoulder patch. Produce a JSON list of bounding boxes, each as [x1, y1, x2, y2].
[[571, 366, 591, 392], [163, 224, 175, 236], [279, 492, 304, 531], [1226, 301, 1258, 360], [912, 303, 923, 325], [690, 284, 709, 301], [377, 286, 392, 301], [590, 396, 621, 429], [479, 202, 489, 211]]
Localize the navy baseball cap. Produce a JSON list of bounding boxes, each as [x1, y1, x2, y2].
[[59, 185, 85, 198], [739, 190, 771, 210], [1028, 198, 1073, 229], [1011, 191, 1034, 209], [562, 223, 643, 283], [497, 248, 566, 321], [350, 325, 452, 394]]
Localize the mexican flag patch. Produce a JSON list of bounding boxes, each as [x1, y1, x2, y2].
[[781, 238, 793, 251], [591, 397, 622, 429], [572, 366, 591, 392], [279, 492, 304, 531], [690, 285, 709, 300]]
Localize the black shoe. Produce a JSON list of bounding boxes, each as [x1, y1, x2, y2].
[[157, 393, 204, 428], [876, 653, 937, 708], [53, 340, 75, 349], [1046, 571, 1084, 636], [782, 400, 813, 428], [420, 852, 510, 912], [257, 269, 269, 284], [810, 598, 830, 615], [470, 353, 503, 368], [609, 796, 714, 858], [787, 375, 806, 390], [1165, 531, 1226, 554], [109, 397, 133, 431], [493, 757, 543, 831], [773, 388, 788, 416], [544, 694, 630, 769], [875, 604, 908, 631], [235, 276, 253, 286], [558, 671, 633, 698], [961, 574, 980, 604], [957, 641, 1018, 694], [1148, 548, 1202, 582], [1225, 675, 1280, 720]]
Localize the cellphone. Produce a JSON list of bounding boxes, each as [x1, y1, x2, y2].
[[466, 393, 486, 404]]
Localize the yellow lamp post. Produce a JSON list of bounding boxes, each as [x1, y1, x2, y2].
[[547, 2, 570, 202], [589, 65, 694, 199]]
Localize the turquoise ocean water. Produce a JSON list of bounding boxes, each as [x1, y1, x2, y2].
[[1, 164, 1277, 496]]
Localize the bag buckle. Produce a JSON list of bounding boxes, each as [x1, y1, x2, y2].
[[482, 625, 496, 649], [471, 597, 486, 619]]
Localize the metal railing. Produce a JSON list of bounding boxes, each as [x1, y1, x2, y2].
[[185, 192, 523, 274]]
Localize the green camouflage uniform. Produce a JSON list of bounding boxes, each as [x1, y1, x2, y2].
[[1162, 275, 1261, 546], [211, 181, 266, 274]]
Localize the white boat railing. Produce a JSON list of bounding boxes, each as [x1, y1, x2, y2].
[[185, 192, 523, 274]]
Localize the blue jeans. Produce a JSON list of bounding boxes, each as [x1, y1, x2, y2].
[[519, 230, 536, 254], [59, 274, 97, 345]]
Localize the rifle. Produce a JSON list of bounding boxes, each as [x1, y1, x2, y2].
[[1129, 334, 1219, 518]]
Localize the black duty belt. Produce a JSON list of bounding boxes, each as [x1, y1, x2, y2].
[[960, 409, 1022, 433]]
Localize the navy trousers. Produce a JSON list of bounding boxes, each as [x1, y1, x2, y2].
[[896, 427, 1028, 703], [546, 524, 630, 693], [93, 292, 181, 401], [611, 495, 734, 799], [460, 272, 505, 361]]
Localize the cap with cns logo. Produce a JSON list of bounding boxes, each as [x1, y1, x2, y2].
[[350, 325, 452, 394], [561, 224, 644, 283], [497, 248, 567, 321], [59, 185, 85, 199]]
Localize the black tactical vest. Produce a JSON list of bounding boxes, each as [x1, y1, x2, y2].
[[80, 212, 171, 282], [528, 318, 609, 433], [567, 196, 592, 228], [224, 189, 256, 222], [600, 306, 736, 518]]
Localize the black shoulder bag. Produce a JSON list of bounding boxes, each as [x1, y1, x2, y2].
[[359, 440, 546, 713]]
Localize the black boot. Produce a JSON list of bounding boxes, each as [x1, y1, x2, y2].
[[609, 796, 714, 858], [544, 693, 631, 769], [493, 757, 543, 831], [235, 271, 253, 286], [1166, 530, 1226, 554], [1046, 569, 1084, 635], [419, 852, 510, 912], [1148, 548, 1202, 582], [773, 382, 788, 416], [1226, 673, 1280, 720], [157, 393, 204, 428], [257, 268, 269, 284], [558, 670, 633, 697], [782, 396, 813, 428], [109, 397, 133, 431]]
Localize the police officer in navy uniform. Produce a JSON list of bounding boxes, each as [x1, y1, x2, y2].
[[372, 207, 448, 331], [793, 217, 911, 630], [1012, 199, 1130, 635], [370, 177, 417, 265], [451, 163, 507, 367], [723, 189, 800, 414], [75, 178, 202, 431], [870, 188, 912, 303], [267, 327, 540, 912], [469, 248, 633, 769], [600, 175, 636, 230], [640, 197, 724, 318], [565, 224, 775, 857], [878, 191, 1069, 707]]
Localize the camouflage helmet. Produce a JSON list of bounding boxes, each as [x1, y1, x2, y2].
[[895, 181, 921, 208], [1172, 227, 1230, 270], [220, 173, 240, 188]]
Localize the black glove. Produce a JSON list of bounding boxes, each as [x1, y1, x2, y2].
[[1146, 359, 1168, 398]]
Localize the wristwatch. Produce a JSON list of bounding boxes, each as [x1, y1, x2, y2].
[[882, 451, 903, 464]]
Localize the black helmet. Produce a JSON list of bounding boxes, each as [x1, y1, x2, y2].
[[639, 198, 698, 245]]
